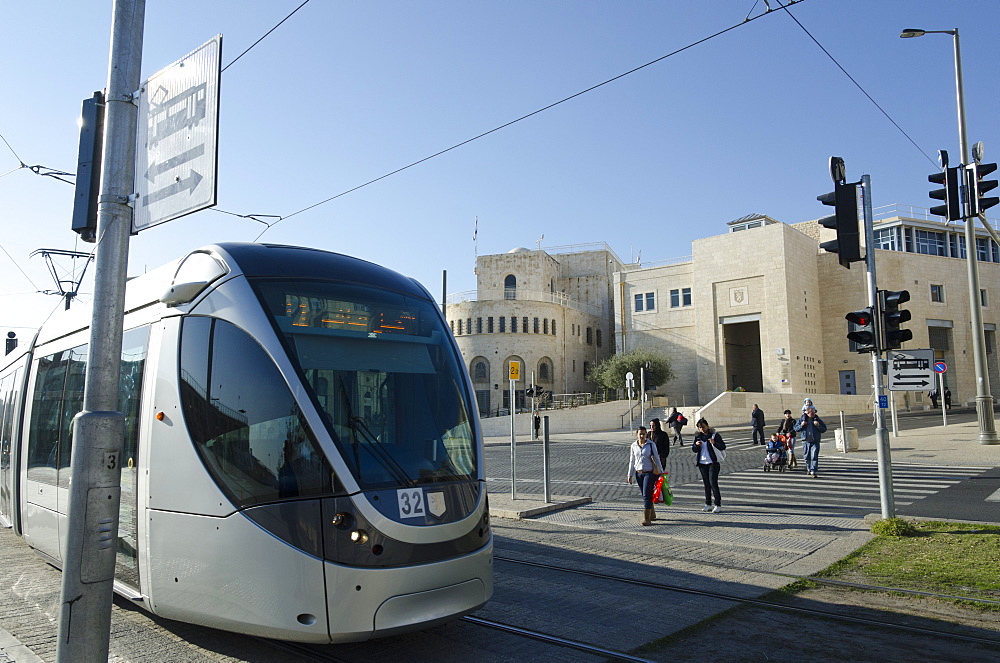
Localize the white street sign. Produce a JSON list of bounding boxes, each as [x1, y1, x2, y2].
[[888, 349, 935, 391], [134, 35, 221, 232]]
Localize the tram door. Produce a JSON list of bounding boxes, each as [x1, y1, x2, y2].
[[0, 366, 24, 528], [114, 326, 150, 591]]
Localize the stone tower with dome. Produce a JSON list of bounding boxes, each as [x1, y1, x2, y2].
[[446, 244, 625, 417]]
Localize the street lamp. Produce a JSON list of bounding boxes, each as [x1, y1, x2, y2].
[[901, 27, 999, 444]]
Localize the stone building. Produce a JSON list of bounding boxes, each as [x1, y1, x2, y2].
[[614, 207, 1000, 407], [448, 206, 1000, 414], [446, 245, 624, 416]]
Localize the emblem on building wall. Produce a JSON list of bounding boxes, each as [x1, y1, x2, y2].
[[730, 287, 748, 307]]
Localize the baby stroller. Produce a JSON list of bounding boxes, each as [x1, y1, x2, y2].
[[763, 435, 788, 472]]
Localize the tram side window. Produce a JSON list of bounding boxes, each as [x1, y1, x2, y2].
[[26, 330, 150, 488], [27, 347, 85, 485], [179, 317, 336, 507]]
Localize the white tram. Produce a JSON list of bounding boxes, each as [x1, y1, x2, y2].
[[0, 243, 492, 643]]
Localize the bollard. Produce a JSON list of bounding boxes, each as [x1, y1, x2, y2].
[[542, 416, 551, 503]]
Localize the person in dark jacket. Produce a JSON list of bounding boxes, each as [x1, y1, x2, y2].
[[649, 418, 670, 471], [692, 418, 726, 513], [665, 407, 686, 446], [776, 409, 798, 469], [751, 404, 766, 445], [794, 405, 827, 478]]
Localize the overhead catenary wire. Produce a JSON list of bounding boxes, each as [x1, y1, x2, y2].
[[221, 0, 312, 73], [778, 4, 938, 168], [247, 2, 804, 240]]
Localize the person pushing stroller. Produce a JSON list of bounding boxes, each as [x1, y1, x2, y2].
[[776, 409, 798, 469]]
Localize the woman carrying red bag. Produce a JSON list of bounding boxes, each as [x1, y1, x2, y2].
[[626, 426, 663, 526]]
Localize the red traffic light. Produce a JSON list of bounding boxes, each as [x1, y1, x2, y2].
[[845, 310, 872, 326]]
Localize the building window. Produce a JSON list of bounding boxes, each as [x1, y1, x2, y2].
[[533, 317, 539, 333], [949, 234, 967, 259], [477, 317, 483, 334], [473, 360, 489, 381], [596, 329, 602, 347], [457, 319, 463, 335], [523, 317, 529, 334], [552, 320, 556, 336], [499, 317, 506, 333], [467, 318, 472, 334], [634, 292, 655, 312], [931, 284, 945, 303], [873, 227, 901, 251], [586, 327, 593, 345], [450, 320, 455, 333], [982, 289, 989, 307], [511, 316, 517, 333], [671, 287, 692, 307], [977, 238, 997, 262], [583, 361, 590, 379], [914, 229, 946, 256], [487, 316, 494, 333], [543, 318, 549, 334], [539, 362, 550, 380], [504, 274, 516, 300]]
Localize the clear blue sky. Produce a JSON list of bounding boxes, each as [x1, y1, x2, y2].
[[2, 0, 998, 338]]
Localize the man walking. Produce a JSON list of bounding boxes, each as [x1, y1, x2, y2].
[[751, 404, 765, 445], [666, 407, 686, 446], [795, 405, 827, 478]]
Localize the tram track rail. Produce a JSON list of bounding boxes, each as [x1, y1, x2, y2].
[[494, 554, 1000, 648]]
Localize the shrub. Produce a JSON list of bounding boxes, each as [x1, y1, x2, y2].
[[870, 517, 918, 537]]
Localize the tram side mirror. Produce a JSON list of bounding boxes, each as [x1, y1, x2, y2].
[[161, 281, 213, 306], [160, 250, 229, 307]]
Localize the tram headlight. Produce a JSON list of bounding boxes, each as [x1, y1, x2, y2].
[[350, 529, 369, 545], [332, 512, 353, 529]]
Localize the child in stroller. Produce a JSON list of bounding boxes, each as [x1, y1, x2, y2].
[[763, 433, 788, 472]]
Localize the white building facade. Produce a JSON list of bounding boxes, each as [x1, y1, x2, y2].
[[448, 207, 1000, 414]]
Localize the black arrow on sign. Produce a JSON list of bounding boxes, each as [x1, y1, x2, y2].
[[893, 379, 930, 387], [892, 373, 932, 381], [142, 171, 204, 207]]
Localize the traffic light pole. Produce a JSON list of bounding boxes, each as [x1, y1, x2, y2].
[[861, 174, 895, 519]]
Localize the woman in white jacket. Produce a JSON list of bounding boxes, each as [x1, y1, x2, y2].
[[627, 426, 663, 526]]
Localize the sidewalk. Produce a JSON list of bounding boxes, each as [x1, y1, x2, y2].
[[486, 410, 1000, 575]]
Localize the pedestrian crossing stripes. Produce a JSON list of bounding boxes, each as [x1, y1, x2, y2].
[[669, 456, 989, 512]]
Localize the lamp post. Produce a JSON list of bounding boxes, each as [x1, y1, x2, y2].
[[901, 28, 999, 444]]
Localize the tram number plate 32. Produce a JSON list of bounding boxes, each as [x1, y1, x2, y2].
[[397, 488, 426, 519]]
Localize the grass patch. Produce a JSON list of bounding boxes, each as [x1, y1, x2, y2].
[[808, 520, 1000, 611]]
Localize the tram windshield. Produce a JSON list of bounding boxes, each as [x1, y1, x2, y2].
[[253, 279, 478, 490]]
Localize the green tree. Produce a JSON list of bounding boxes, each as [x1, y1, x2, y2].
[[587, 348, 674, 394]]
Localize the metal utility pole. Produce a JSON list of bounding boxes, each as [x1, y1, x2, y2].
[[57, 1, 145, 661], [901, 27, 998, 444]]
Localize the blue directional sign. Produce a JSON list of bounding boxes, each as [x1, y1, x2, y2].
[[134, 35, 221, 232], [878, 394, 889, 409]]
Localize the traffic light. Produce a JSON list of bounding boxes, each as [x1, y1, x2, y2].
[[817, 182, 861, 268], [879, 290, 912, 350], [71, 91, 105, 243], [845, 308, 877, 353], [966, 162, 999, 217], [928, 167, 962, 221]]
